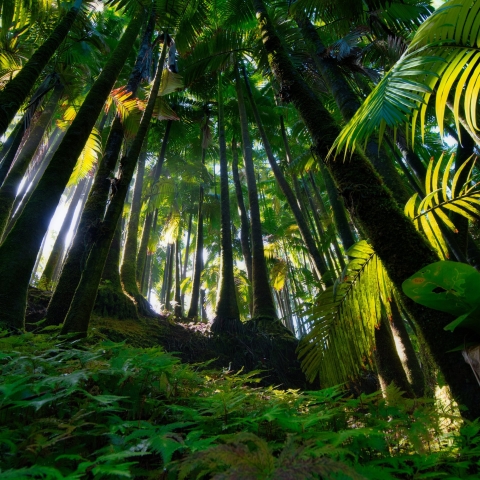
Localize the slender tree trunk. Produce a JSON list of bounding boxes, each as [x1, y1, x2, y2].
[[0, 83, 64, 237], [188, 175, 204, 319], [232, 139, 252, 284], [174, 237, 182, 317], [253, 0, 480, 418], [45, 13, 150, 326], [39, 178, 87, 289], [60, 33, 166, 335], [0, 0, 83, 136], [234, 63, 277, 322], [161, 243, 171, 308], [180, 212, 192, 308], [165, 242, 175, 311], [374, 315, 415, 398], [136, 120, 173, 282], [243, 66, 332, 285], [0, 120, 26, 182], [121, 145, 151, 315], [212, 73, 242, 333]]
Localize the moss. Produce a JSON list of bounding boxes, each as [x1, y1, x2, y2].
[[93, 283, 138, 319]]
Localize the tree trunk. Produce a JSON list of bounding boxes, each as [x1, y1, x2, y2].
[[39, 178, 87, 289], [60, 33, 166, 335], [211, 73, 242, 333], [121, 145, 151, 315], [234, 63, 277, 322], [0, 83, 64, 237], [180, 212, 192, 309], [243, 66, 331, 285], [0, 0, 83, 136], [165, 242, 174, 311], [0, 120, 26, 181], [44, 13, 150, 327], [174, 237, 182, 317], [374, 315, 415, 398], [188, 181, 204, 319], [252, 0, 480, 419]]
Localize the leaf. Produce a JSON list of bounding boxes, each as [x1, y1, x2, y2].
[[67, 127, 102, 187]]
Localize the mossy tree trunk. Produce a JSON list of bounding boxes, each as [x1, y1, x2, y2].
[[211, 73, 242, 334], [243, 65, 332, 285], [0, 0, 83, 136], [252, 0, 480, 419], [45, 14, 151, 326], [0, 83, 64, 237], [234, 63, 277, 321], [0, 11, 144, 331], [60, 35, 166, 336]]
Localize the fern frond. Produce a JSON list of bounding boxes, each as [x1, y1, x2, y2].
[[67, 127, 102, 186], [298, 241, 393, 385], [404, 153, 480, 258]]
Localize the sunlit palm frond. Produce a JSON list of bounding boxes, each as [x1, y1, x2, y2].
[[331, 0, 480, 156], [67, 127, 102, 186], [298, 241, 393, 385], [405, 153, 480, 259]]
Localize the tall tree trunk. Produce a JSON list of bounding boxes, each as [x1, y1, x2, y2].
[[165, 242, 174, 311], [121, 145, 151, 315], [60, 34, 166, 335], [0, 0, 83, 136], [243, 66, 331, 285], [252, 0, 480, 418], [188, 172, 204, 319], [0, 83, 64, 237], [211, 73, 242, 333], [174, 237, 182, 317], [39, 178, 87, 289], [180, 212, 192, 308], [136, 120, 173, 282], [231, 138, 252, 284], [234, 63, 277, 322], [45, 13, 151, 326]]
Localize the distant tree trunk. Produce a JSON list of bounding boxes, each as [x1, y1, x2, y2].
[[188, 176, 204, 319], [374, 315, 415, 398], [211, 73, 242, 333], [243, 66, 331, 285], [180, 212, 192, 308], [136, 120, 173, 282], [121, 145, 151, 315], [0, 0, 83, 136], [234, 63, 277, 322], [39, 178, 87, 289], [44, 13, 150, 327], [174, 237, 182, 317], [161, 243, 172, 308], [0, 83, 64, 237], [60, 33, 166, 336], [165, 243, 175, 311], [231, 138, 252, 286], [253, 0, 480, 418]]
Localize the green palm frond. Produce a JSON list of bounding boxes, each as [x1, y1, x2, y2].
[[297, 241, 393, 385], [331, 0, 480, 156], [104, 86, 141, 122], [67, 127, 102, 186], [405, 153, 480, 259]]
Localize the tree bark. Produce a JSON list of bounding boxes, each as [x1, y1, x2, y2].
[[0, 0, 83, 136], [253, 0, 480, 418], [211, 73, 242, 333]]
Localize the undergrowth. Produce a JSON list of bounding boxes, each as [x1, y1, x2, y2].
[[0, 333, 479, 479]]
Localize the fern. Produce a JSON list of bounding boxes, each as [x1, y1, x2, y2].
[[404, 153, 480, 258], [298, 241, 393, 385]]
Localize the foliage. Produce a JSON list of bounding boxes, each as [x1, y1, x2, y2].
[[404, 153, 480, 259], [0, 334, 479, 479], [298, 241, 393, 386], [331, 0, 480, 155], [403, 260, 480, 334]]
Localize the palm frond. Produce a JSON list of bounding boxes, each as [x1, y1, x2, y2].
[[297, 241, 393, 385], [104, 86, 141, 123], [405, 153, 480, 258], [331, 0, 480, 156], [67, 127, 102, 186]]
